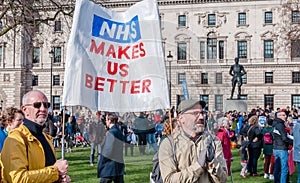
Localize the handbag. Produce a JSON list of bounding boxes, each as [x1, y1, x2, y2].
[[126, 134, 132, 142], [131, 133, 137, 145]]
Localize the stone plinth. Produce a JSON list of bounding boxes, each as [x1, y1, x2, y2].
[[224, 99, 247, 112]]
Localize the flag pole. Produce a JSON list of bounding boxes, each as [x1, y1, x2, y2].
[[61, 106, 66, 160], [168, 109, 172, 134]]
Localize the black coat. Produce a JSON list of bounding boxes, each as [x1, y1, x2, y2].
[[133, 116, 149, 134], [97, 125, 125, 178], [272, 118, 293, 150], [247, 125, 262, 148]]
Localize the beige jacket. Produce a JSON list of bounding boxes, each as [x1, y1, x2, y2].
[[158, 130, 228, 183]]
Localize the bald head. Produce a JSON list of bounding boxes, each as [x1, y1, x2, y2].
[[21, 90, 49, 126], [22, 90, 48, 105]]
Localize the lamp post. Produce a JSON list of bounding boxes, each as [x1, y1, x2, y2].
[[49, 49, 54, 107], [0, 100, 3, 111], [167, 51, 173, 105]]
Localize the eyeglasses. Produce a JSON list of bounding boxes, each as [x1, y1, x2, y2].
[[184, 111, 202, 116], [25, 102, 51, 109]]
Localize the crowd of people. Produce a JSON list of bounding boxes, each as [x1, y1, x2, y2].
[[204, 105, 300, 183], [1, 90, 300, 182]]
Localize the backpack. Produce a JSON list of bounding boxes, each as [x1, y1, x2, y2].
[[263, 132, 273, 145], [150, 136, 178, 183]]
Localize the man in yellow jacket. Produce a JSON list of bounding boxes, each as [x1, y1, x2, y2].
[[1, 90, 70, 183], [158, 100, 228, 183]]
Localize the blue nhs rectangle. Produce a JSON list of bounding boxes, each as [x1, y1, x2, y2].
[[92, 15, 141, 43]]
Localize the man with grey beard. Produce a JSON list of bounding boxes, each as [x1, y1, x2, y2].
[[158, 99, 228, 183]]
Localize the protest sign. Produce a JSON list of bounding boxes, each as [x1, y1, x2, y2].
[[62, 0, 169, 112], [259, 116, 266, 126]]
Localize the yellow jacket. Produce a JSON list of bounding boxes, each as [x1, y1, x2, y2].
[[1, 124, 59, 183]]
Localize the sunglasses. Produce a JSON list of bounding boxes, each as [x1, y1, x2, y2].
[[25, 102, 51, 109]]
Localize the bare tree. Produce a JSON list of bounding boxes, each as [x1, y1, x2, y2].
[[276, 0, 300, 58], [0, 0, 75, 37]]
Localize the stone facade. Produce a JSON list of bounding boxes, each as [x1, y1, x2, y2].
[[0, 0, 299, 112]]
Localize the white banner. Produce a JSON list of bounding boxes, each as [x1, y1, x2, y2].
[[62, 0, 170, 112]]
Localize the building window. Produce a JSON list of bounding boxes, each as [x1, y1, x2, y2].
[[32, 75, 38, 86], [265, 12, 273, 24], [215, 95, 223, 111], [178, 15, 186, 27], [219, 41, 224, 59], [200, 95, 209, 110], [177, 43, 187, 60], [264, 95, 274, 110], [201, 73, 208, 84], [216, 73, 222, 84], [238, 41, 247, 58], [33, 47, 40, 64], [292, 11, 299, 23], [291, 40, 300, 58], [292, 95, 300, 108], [264, 40, 274, 58], [3, 74, 10, 82], [176, 95, 184, 108], [207, 38, 217, 59], [265, 72, 273, 83], [54, 47, 62, 63], [238, 13, 246, 25], [208, 14, 216, 26], [0, 46, 2, 65], [177, 73, 186, 84], [200, 41, 205, 60], [292, 72, 300, 83], [53, 96, 60, 110], [53, 75, 60, 86], [242, 73, 247, 84], [54, 20, 61, 32]]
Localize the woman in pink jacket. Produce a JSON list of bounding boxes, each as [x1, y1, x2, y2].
[[216, 117, 233, 176]]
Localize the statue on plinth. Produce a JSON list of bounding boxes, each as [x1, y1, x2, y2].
[[229, 57, 246, 99]]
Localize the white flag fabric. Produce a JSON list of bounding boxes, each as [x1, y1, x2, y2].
[[62, 0, 170, 112]]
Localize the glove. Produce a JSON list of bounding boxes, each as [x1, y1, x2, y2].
[[198, 149, 207, 168], [198, 142, 215, 168], [206, 141, 215, 162]]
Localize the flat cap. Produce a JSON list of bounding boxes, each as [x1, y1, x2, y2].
[[177, 99, 206, 114]]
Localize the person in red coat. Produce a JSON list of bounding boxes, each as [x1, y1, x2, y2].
[[216, 117, 233, 176]]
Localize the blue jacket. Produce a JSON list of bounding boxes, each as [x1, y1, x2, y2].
[[0, 126, 8, 152], [235, 116, 243, 134], [293, 122, 300, 162], [98, 124, 125, 178]]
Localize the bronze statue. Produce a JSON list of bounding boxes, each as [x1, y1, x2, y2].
[[229, 57, 246, 99]]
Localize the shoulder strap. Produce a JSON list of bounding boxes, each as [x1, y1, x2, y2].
[[247, 125, 254, 136], [166, 136, 178, 171]]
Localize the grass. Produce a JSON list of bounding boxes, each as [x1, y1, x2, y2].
[[56, 147, 298, 183]]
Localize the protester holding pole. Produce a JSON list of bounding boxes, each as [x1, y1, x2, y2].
[[1, 90, 70, 183]]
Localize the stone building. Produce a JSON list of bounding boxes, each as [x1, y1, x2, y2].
[[0, 0, 299, 112]]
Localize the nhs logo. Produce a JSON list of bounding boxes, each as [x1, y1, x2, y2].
[[92, 15, 141, 43]]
